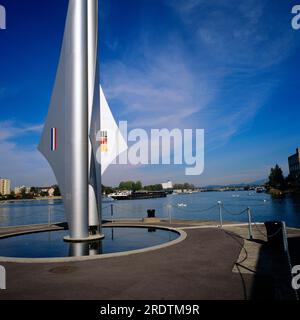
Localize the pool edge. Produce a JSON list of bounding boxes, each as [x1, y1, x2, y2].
[[0, 224, 187, 264]]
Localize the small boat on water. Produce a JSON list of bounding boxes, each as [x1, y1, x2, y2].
[[108, 191, 131, 200], [108, 191, 167, 201], [255, 187, 266, 193]]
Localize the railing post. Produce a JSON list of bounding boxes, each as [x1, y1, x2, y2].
[[168, 204, 172, 225], [217, 201, 223, 228], [247, 207, 253, 240], [111, 204, 114, 223], [282, 221, 289, 253], [48, 206, 51, 227]]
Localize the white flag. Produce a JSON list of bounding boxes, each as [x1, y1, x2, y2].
[[100, 86, 128, 174]]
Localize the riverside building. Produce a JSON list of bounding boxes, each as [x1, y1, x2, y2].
[[0, 178, 11, 195], [288, 148, 300, 183]]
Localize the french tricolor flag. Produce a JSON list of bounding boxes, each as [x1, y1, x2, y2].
[[51, 128, 57, 151]]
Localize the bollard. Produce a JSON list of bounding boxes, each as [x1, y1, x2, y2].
[[247, 207, 253, 240], [147, 209, 156, 218], [217, 201, 223, 228]]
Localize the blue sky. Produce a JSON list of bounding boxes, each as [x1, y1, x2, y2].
[[0, 0, 300, 187]]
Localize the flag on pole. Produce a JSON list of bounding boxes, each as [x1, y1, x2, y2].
[[100, 130, 108, 153], [100, 86, 128, 174], [51, 128, 57, 151]]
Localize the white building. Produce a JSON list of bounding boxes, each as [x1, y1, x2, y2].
[[162, 181, 173, 190], [0, 178, 11, 195], [37, 187, 57, 197], [48, 187, 55, 197], [14, 186, 31, 195]]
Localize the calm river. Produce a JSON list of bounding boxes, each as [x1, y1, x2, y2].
[[1, 191, 300, 228]]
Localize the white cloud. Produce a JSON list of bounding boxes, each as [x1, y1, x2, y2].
[[100, 0, 299, 185], [1, 0, 298, 187], [102, 49, 212, 130], [0, 121, 55, 187], [168, 0, 295, 69], [0, 121, 43, 141]]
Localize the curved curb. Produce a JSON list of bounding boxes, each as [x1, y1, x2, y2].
[[0, 225, 66, 240], [0, 224, 187, 264]]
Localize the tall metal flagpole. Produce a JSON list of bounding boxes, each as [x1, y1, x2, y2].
[[68, 0, 89, 240], [39, 0, 104, 242]]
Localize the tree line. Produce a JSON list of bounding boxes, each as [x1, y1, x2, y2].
[[266, 164, 299, 194], [102, 181, 163, 194], [102, 181, 196, 195], [0, 185, 61, 201]]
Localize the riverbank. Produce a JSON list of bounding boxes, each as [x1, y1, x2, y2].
[[0, 196, 62, 204], [268, 188, 300, 198]]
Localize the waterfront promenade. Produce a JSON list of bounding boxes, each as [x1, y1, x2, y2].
[[0, 220, 299, 300]]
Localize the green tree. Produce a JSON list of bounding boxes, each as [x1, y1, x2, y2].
[[285, 174, 298, 188], [5, 192, 15, 200], [102, 185, 115, 195], [118, 181, 143, 191], [134, 181, 142, 191], [20, 187, 27, 198], [268, 164, 285, 190], [119, 181, 134, 190], [30, 187, 38, 195], [144, 184, 163, 191], [173, 183, 195, 190]]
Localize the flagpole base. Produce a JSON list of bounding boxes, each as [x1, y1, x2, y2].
[[63, 233, 105, 243]]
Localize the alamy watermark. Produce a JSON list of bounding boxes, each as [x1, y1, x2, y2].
[[96, 122, 205, 176], [292, 5, 300, 30], [0, 265, 6, 290], [0, 4, 6, 30], [292, 265, 300, 291]]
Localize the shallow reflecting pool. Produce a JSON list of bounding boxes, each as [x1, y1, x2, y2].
[[0, 227, 179, 258]]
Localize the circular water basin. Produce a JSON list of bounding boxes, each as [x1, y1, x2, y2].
[[0, 227, 179, 258]]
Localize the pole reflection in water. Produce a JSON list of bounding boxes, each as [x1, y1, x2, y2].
[[68, 240, 103, 257], [89, 240, 103, 256]]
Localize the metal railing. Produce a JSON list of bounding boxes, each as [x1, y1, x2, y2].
[[0, 199, 279, 243], [99, 200, 261, 240]]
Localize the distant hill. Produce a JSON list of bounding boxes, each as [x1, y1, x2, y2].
[[202, 179, 267, 189], [247, 179, 267, 186]]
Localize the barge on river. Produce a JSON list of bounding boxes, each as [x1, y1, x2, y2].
[[108, 191, 167, 201]]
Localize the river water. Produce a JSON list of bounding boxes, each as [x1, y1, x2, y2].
[[1, 191, 300, 228]]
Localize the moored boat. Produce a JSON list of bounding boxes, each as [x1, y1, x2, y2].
[[109, 191, 167, 200]]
